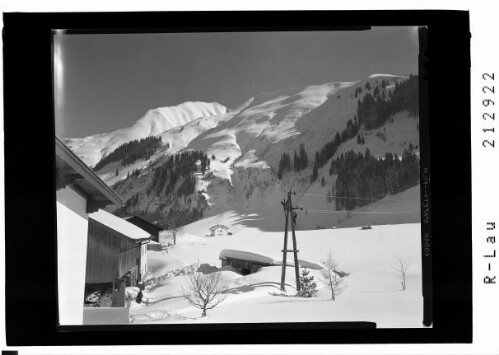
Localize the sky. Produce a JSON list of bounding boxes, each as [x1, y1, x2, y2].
[[54, 27, 419, 138]]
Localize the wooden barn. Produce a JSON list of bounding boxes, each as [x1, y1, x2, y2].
[[86, 209, 152, 304], [124, 215, 164, 243], [55, 136, 123, 325], [219, 249, 281, 275]]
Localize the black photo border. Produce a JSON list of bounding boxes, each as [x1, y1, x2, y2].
[[3, 10, 471, 345]]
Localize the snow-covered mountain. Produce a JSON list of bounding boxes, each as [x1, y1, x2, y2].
[[66, 74, 421, 230], [64, 101, 227, 168]]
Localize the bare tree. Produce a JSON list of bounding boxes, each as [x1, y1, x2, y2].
[[390, 258, 410, 291], [181, 271, 228, 317], [319, 250, 346, 300]]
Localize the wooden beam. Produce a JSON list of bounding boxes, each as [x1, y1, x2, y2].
[[55, 136, 123, 207]]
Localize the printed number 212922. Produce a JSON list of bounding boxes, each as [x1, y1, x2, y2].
[[482, 73, 495, 148]]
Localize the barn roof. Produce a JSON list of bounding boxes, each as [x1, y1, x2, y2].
[[55, 136, 123, 212], [89, 209, 152, 241], [209, 224, 229, 231], [124, 216, 164, 234], [219, 249, 323, 270]]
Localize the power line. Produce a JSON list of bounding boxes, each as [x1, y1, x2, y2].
[[296, 209, 418, 215], [300, 192, 418, 202]]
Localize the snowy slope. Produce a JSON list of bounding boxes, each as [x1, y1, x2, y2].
[[130, 221, 422, 327], [65, 101, 227, 167], [185, 75, 407, 177], [179, 75, 417, 228]]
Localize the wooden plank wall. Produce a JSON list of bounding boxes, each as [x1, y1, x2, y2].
[[86, 220, 141, 284], [85, 221, 119, 284], [119, 237, 140, 278]]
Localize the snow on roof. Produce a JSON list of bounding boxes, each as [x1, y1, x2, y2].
[[89, 209, 151, 241], [209, 224, 229, 231], [220, 249, 279, 264], [368, 73, 401, 79], [219, 249, 322, 270]]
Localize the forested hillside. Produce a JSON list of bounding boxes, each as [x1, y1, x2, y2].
[[112, 150, 210, 228], [357, 75, 418, 130], [330, 148, 419, 210], [309, 75, 419, 182], [93, 136, 164, 171]]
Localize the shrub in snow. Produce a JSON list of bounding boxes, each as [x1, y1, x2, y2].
[[268, 291, 296, 297], [319, 250, 347, 301], [297, 268, 318, 298], [197, 263, 218, 274], [144, 263, 199, 288], [390, 259, 410, 291], [180, 272, 228, 317]]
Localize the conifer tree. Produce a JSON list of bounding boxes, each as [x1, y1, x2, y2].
[[311, 159, 319, 182], [326, 188, 334, 203], [299, 143, 308, 169], [297, 268, 318, 298], [278, 153, 292, 179], [293, 151, 300, 172]]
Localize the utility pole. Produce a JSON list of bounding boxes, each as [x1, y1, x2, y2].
[[280, 190, 301, 292]]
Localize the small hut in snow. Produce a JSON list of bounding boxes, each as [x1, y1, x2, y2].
[[209, 224, 230, 237], [219, 249, 323, 275]]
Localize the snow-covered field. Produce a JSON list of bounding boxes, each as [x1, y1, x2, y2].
[[130, 218, 423, 328]]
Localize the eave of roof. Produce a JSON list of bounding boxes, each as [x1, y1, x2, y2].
[[55, 136, 123, 207], [209, 224, 229, 230], [124, 216, 163, 232]]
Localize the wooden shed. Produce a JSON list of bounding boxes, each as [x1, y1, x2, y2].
[[86, 209, 152, 303]]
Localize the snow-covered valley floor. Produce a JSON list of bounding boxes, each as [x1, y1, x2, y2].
[[130, 218, 423, 328]]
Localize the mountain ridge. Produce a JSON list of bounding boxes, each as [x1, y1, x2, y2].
[[67, 74, 421, 230], [65, 101, 227, 167], [63, 74, 419, 230]]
